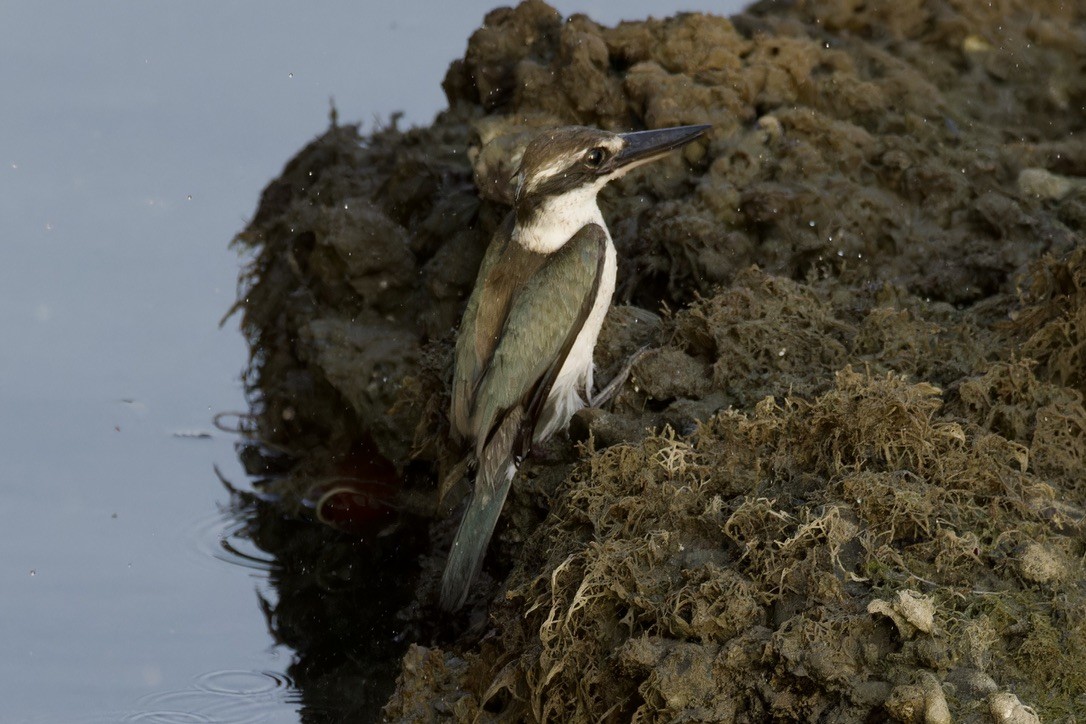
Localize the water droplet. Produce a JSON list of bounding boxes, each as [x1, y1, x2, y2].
[[29, 569, 35, 576], [288, 72, 294, 79], [186, 194, 192, 201]]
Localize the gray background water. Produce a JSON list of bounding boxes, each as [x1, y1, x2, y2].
[[1, 2, 740, 721]]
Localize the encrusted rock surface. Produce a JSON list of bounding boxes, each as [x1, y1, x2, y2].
[[230, 1, 1086, 720]]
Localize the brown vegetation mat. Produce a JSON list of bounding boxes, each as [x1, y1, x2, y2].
[[230, 0, 1086, 720]]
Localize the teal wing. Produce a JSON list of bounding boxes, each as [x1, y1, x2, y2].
[[450, 215, 514, 442], [470, 223, 607, 460]]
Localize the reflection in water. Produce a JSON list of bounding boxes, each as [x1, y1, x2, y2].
[[110, 459, 423, 724], [214, 447, 428, 723]]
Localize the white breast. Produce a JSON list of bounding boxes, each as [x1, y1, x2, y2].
[[515, 177, 609, 254], [534, 228, 617, 442]]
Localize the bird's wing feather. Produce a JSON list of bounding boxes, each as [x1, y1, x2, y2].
[[438, 407, 521, 611], [449, 215, 515, 441], [470, 223, 607, 461]]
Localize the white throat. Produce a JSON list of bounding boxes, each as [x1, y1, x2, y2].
[[514, 178, 608, 253]]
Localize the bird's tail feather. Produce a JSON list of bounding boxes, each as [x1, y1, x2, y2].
[[439, 461, 515, 611]]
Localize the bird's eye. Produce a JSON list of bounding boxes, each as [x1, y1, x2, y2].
[[585, 147, 606, 167]]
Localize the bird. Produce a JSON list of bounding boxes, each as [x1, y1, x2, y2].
[[440, 123, 711, 611]]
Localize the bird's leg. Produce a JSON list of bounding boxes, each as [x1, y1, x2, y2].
[[589, 344, 650, 408]]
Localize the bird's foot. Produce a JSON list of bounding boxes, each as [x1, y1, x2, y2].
[[589, 344, 650, 408]]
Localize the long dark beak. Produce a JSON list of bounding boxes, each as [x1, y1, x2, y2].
[[609, 124, 711, 172]]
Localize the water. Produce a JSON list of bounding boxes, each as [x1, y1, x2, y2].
[[1, 2, 738, 721]]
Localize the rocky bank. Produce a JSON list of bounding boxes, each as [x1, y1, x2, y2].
[[229, 1, 1086, 721]]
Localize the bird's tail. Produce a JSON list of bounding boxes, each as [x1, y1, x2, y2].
[[439, 461, 516, 611]]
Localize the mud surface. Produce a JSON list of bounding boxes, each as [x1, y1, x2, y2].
[[230, 0, 1086, 720]]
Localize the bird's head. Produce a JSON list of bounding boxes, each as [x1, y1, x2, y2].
[[510, 124, 710, 251]]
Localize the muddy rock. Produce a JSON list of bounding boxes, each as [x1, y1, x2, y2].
[[868, 589, 935, 638], [230, 0, 1086, 720]]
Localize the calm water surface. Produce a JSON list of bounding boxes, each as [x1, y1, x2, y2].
[[1, 2, 734, 721]]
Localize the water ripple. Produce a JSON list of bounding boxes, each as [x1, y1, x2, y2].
[[194, 668, 293, 696], [125, 669, 296, 724], [185, 507, 275, 574]]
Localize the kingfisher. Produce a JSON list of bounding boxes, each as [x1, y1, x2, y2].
[[441, 123, 710, 611]]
